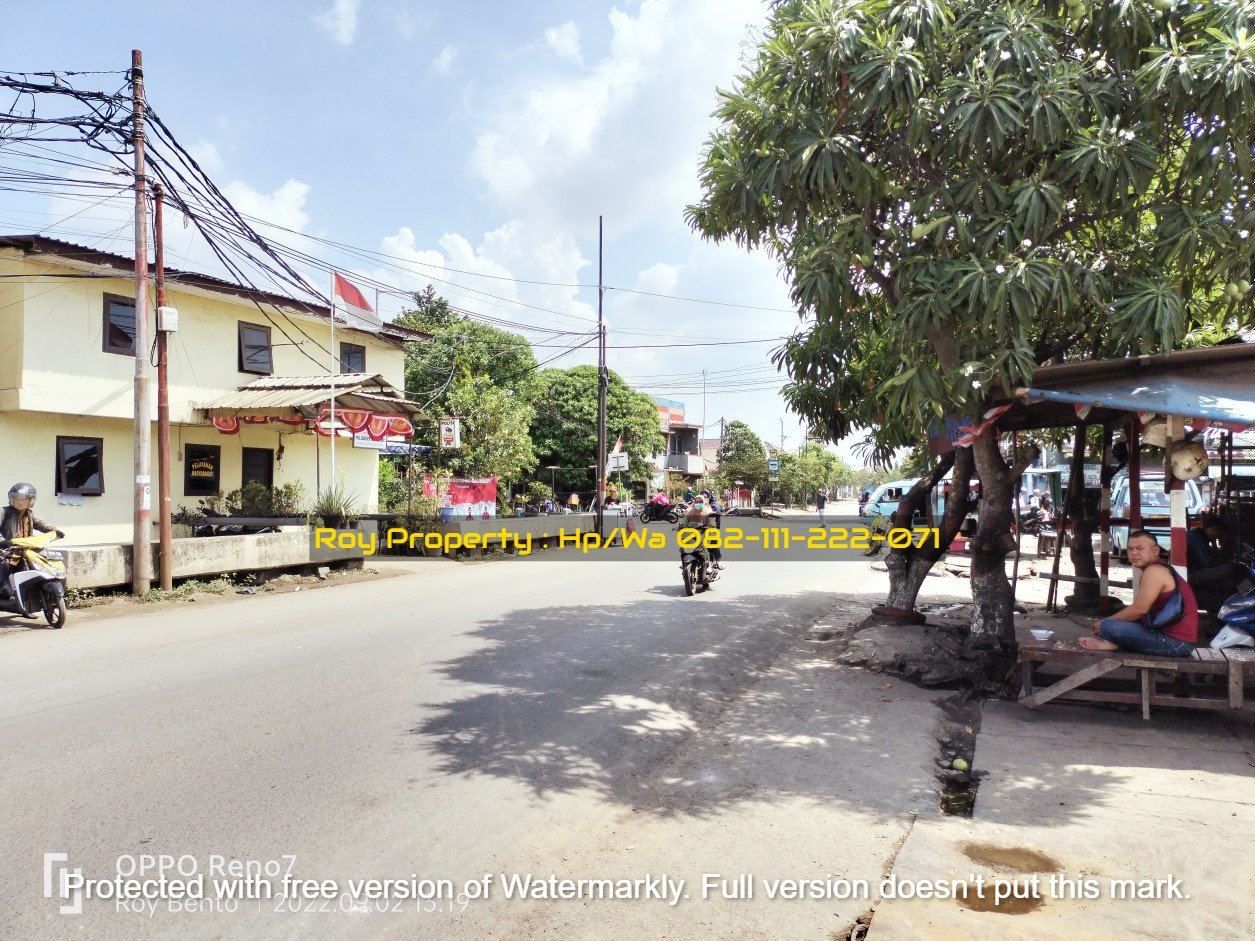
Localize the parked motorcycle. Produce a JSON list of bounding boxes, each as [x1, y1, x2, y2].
[[1015, 508, 1047, 536], [1211, 554, 1255, 649], [677, 523, 719, 596], [640, 502, 679, 525], [0, 530, 68, 628]]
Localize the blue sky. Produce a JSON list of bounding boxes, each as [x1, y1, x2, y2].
[[3, 0, 865, 461]]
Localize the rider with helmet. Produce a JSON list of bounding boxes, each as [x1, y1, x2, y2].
[[1, 483, 64, 549], [699, 488, 724, 570]]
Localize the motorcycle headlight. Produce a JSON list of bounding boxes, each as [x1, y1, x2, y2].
[[42, 550, 63, 561]]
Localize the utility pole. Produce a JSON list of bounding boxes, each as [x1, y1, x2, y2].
[[130, 49, 152, 595], [701, 369, 707, 437], [595, 215, 607, 538], [153, 183, 173, 590]]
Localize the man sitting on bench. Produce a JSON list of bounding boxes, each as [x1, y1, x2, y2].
[[1080, 529, 1198, 657]]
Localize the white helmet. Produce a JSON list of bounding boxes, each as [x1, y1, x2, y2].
[[1168, 441, 1208, 481], [1210, 625, 1255, 649]]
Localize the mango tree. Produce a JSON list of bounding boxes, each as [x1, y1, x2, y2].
[[689, 0, 1255, 644]]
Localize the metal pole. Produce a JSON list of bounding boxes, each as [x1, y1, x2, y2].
[[1099, 423, 1114, 602], [596, 216, 607, 538], [701, 369, 707, 438], [1128, 417, 1142, 595], [153, 183, 173, 591], [130, 49, 152, 595], [329, 271, 337, 488]]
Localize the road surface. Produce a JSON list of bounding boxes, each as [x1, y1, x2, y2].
[[0, 539, 945, 940]]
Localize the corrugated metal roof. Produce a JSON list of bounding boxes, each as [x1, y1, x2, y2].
[[195, 374, 424, 417], [1004, 341, 1255, 430]]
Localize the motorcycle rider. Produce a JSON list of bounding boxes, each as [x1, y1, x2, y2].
[[1, 483, 64, 596], [1, 483, 63, 547], [699, 488, 724, 570]]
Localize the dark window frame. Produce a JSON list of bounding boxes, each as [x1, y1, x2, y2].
[[238, 321, 273, 375], [56, 436, 105, 496], [339, 341, 366, 374], [184, 443, 222, 498], [102, 292, 137, 356]]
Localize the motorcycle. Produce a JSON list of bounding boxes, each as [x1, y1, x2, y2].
[[1015, 507, 1047, 536], [640, 501, 679, 524], [1211, 554, 1255, 649], [0, 530, 68, 628], [677, 522, 719, 596]]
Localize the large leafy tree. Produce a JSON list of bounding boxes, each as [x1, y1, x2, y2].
[[716, 420, 771, 491], [442, 376, 537, 482], [690, 0, 1255, 643], [529, 366, 666, 491]]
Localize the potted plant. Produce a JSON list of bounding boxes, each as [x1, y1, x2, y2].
[[313, 482, 359, 529]]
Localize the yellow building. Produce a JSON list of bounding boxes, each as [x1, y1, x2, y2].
[[0, 235, 424, 546]]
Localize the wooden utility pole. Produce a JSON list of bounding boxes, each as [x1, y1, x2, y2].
[[595, 215, 607, 538], [153, 183, 173, 590], [130, 49, 152, 594]]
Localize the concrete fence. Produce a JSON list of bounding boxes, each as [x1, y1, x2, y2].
[[64, 529, 363, 590]]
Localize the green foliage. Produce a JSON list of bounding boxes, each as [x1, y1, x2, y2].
[[525, 480, 554, 505], [202, 482, 306, 517], [689, 0, 1255, 465], [140, 577, 232, 604], [443, 375, 537, 482], [529, 365, 666, 488], [716, 420, 770, 490], [378, 458, 405, 513], [398, 288, 540, 421], [312, 481, 360, 523], [775, 444, 847, 505]]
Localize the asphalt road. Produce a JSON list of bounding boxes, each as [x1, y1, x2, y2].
[[1, 536, 938, 940]]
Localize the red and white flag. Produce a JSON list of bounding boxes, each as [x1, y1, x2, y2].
[[332, 271, 381, 330], [611, 434, 624, 454]]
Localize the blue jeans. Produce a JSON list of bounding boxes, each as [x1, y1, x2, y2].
[[1098, 619, 1193, 657]]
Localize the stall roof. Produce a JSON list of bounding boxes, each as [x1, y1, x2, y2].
[[196, 373, 424, 418], [996, 341, 1255, 431]]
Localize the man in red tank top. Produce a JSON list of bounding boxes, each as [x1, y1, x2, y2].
[[1079, 530, 1198, 657]]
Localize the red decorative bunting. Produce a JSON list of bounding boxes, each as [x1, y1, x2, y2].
[[212, 417, 240, 435]]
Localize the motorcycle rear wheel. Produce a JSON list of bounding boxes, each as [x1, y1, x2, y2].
[[43, 596, 66, 629]]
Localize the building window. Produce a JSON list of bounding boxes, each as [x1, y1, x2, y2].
[[339, 342, 366, 374], [184, 444, 221, 497], [103, 294, 136, 355], [238, 322, 273, 374], [56, 436, 105, 496]]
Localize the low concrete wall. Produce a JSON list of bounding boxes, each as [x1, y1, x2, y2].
[[65, 530, 363, 590]]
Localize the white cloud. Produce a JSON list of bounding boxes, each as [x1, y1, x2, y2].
[[391, 6, 433, 42], [187, 140, 223, 176], [431, 45, 458, 75], [544, 22, 583, 64], [222, 179, 312, 234], [313, 0, 363, 45], [468, 0, 762, 234]]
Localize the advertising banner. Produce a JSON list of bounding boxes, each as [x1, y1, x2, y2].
[[442, 477, 497, 519]]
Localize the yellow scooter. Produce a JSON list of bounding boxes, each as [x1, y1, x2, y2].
[[0, 530, 67, 628]]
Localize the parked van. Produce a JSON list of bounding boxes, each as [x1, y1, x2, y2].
[[862, 478, 921, 519], [1110, 471, 1204, 559]]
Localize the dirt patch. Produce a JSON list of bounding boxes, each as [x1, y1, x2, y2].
[[955, 882, 1045, 915], [961, 843, 1060, 874]]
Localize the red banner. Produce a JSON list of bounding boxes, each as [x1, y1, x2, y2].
[[443, 477, 497, 519]]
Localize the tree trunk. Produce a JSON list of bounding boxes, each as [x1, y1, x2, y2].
[[968, 432, 1017, 647], [1067, 495, 1101, 608], [880, 447, 974, 616]]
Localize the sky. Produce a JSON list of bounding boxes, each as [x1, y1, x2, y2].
[[1, 0, 867, 464]]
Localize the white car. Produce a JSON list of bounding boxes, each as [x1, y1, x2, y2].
[[1110, 472, 1204, 560]]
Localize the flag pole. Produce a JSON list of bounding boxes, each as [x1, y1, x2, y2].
[[329, 270, 337, 487]]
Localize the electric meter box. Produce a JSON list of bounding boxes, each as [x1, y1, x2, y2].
[[157, 306, 179, 332]]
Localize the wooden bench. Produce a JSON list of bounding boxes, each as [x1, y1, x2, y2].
[[1018, 639, 1255, 720]]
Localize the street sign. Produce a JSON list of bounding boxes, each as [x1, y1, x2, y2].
[[608, 452, 629, 472], [439, 418, 461, 449], [767, 458, 780, 473]]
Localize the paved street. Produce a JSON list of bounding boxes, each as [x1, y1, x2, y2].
[[0, 544, 946, 940], [4, 535, 1251, 940]]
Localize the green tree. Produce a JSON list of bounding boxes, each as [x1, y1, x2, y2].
[[529, 366, 665, 491], [442, 376, 537, 482], [716, 420, 770, 492], [689, 0, 1255, 642], [396, 287, 540, 421]]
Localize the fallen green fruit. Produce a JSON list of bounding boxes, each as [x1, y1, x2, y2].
[[952, 758, 969, 771]]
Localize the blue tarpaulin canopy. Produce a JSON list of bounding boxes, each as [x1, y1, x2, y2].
[[1005, 341, 1255, 431]]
